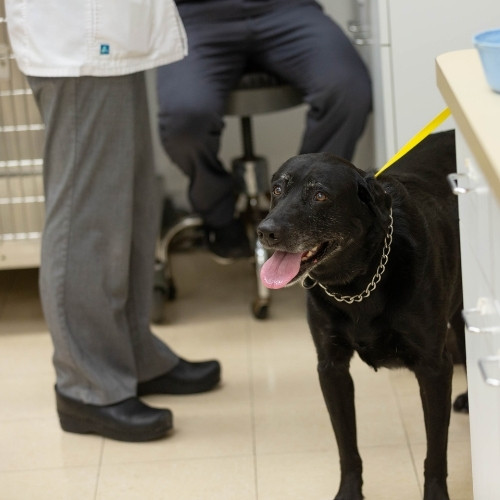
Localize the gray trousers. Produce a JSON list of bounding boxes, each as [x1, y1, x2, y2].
[[157, 0, 372, 227], [29, 73, 178, 405]]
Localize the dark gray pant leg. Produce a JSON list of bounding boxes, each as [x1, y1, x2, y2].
[[156, 7, 249, 227], [158, 29, 247, 227], [251, 1, 372, 161], [29, 74, 178, 405], [157, 0, 371, 227]]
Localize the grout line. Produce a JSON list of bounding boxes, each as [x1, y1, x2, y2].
[[247, 320, 259, 500], [388, 371, 424, 497], [93, 438, 105, 499]]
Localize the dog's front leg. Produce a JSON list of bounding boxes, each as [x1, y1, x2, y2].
[[414, 351, 453, 500], [308, 298, 363, 499], [317, 357, 363, 500]]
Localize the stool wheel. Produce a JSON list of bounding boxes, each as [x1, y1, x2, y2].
[[151, 262, 177, 324], [252, 298, 270, 320]]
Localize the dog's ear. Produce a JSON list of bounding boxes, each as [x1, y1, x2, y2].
[[357, 174, 391, 223]]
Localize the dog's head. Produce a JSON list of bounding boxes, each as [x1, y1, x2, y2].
[[257, 153, 391, 290]]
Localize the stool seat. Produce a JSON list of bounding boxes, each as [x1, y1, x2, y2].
[[225, 72, 303, 116]]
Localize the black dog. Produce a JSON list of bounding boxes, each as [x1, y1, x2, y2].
[[257, 130, 465, 500]]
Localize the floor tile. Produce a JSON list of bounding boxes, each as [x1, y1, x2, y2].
[[102, 385, 253, 464], [97, 456, 256, 500], [0, 467, 99, 500], [0, 417, 103, 472], [256, 450, 338, 500], [0, 372, 56, 421], [0, 331, 53, 377]]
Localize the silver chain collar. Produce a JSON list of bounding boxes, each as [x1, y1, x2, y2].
[[302, 207, 393, 304]]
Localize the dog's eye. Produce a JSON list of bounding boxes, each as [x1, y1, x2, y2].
[[272, 185, 283, 197], [314, 192, 328, 202]]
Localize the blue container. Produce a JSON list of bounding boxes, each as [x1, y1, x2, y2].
[[474, 29, 500, 93]]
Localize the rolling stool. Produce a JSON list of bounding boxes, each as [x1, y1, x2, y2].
[[152, 71, 303, 323]]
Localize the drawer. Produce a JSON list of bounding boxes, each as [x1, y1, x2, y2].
[[452, 132, 493, 284], [462, 291, 500, 498]]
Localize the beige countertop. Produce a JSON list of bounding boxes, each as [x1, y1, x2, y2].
[[436, 49, 500, 201]]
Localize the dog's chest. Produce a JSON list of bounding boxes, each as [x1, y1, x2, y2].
[[344, 321, 409, 370]]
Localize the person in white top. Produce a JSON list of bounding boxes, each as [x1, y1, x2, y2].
[[5, 0, 221, 442]]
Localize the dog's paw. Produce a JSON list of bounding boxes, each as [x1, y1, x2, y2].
[[334, 476, 363, 500], [453, 391, 469, 413], [334, 491, 363, 500], [423, 479, 450, 500]]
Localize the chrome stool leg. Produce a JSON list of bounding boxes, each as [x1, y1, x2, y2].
[[232, 115, 271, 319], [253, 239, 271, 319], [151, 215, 203, 324]]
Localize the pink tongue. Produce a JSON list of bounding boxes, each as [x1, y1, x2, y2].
[[260, 250, 303, 289]]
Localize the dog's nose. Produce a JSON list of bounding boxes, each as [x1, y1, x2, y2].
[[257, 219, 280, 247]]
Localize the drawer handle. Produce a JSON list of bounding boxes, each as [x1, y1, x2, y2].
[[478, 356, 500, 387], [347, 21, 372, 45], [462, 299, 500, 334], [447, 173, 471, 195]]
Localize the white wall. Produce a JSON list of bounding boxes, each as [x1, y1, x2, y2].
[[148, 0, 374, 211]]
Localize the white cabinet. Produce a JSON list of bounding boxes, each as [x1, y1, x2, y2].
[[454, 131, 500, 499], [438, 49, 500, 499], [360, 0, 500, 167]]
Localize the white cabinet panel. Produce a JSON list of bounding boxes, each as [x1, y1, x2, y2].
[[455, 133, 493, 289], [463, 293, 500, 500], [368, 0, 500, 164], [490, 193, 500, 299], [455, 129, 500, 498]]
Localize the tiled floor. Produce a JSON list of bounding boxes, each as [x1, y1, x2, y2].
[[0, 250, 472, 499]]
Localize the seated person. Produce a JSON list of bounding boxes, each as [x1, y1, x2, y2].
[[157, 0, 372, 260]]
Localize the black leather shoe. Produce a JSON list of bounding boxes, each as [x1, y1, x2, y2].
[[56, 388, 172, 442], [137, 358, 221, 396], [205, 218, 253, 262]]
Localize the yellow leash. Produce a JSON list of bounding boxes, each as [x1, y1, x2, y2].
[[374, 107, 451, 178]]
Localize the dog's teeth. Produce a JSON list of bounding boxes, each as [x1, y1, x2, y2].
[[301, 246, 319, 262]]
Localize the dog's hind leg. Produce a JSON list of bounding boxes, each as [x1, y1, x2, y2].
[[414, 350, 454, 500], [449, 305, 469, 412], [316, 355, 363, 500]]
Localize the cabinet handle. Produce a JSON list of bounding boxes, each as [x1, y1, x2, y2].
[[462, 299, 500, 334], [347, 21, 372, 46], [478, 356, 500, 387], [447, 173, 471, 195]]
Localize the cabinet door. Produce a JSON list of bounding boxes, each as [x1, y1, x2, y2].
[[373, 0, 500, 158], [454, 131, 493, 287], [455, 131, 500, 499], [462, 285, 500, 499]]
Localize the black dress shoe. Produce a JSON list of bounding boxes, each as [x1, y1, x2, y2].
[[205, 218, 253, 262], [56, 388, 172, 442], [137, 358, 221, 396]]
